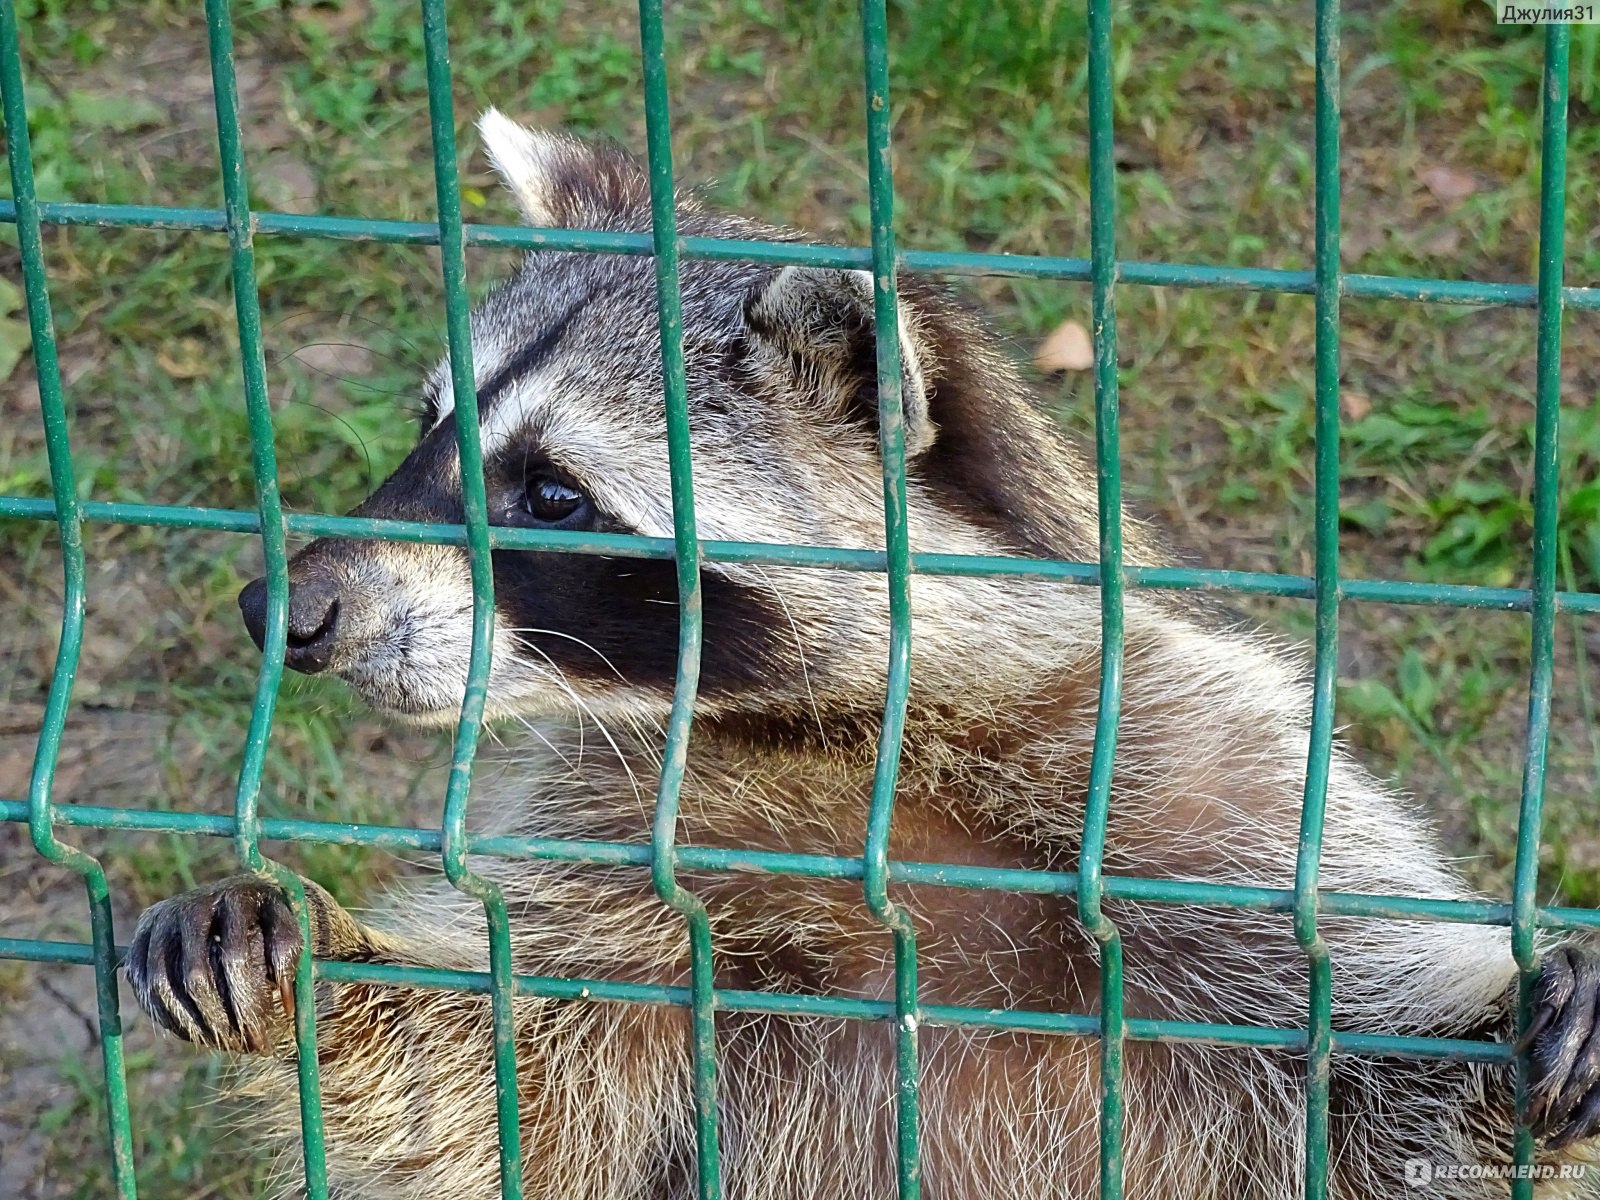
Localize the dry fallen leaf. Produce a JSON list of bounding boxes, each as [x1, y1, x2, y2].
[[292, 340, 377, 378], [1034, 319, 1094, 373], [1421, 227, 1462, 257], [1418, 165, 1478, 204], [156, 337, 211, 380], [1340, 227, 1381, 265], [1340, 389, 1372, 421], [0, 275, 26, 385], [254, 155, 320, 216], [0, 318, 28, 386]]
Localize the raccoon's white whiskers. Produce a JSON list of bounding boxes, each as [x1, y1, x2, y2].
[[515, 641, 648, 821], [618, 710, 666, 773], [749, 565, 827, 747], [507, 626, 667, 774], [504, 627, 631, 682], [505, 713, 577, 777]]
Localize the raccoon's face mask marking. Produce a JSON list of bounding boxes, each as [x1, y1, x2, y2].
[[238, 113, 1104, 728]]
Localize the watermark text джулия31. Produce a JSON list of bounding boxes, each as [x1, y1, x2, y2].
[[1496, 2, 1599, 22]]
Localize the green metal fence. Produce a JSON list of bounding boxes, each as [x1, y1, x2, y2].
[[0, 2, 1596, 1198]]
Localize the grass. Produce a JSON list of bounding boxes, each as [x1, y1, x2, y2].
[[0, 0, 1596, 1195]]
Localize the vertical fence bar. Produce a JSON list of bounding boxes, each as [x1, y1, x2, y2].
[[1078, 0, 1126, 1194], [1293, 1, 1342, 1196], [201, 5, 330, 1193], [1510, 21, 1570, 1198], [634, 3, 721, 1197], [0, 4, 138, 1193], [856, 2, 922, 1197], [417, 3, 524, 1196]]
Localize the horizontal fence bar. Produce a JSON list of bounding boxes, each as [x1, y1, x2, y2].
[[0, 935, 1510, 1065], [5, 797, 1600, 932], [3, 199, 1598, 310], [3, 496, 1597, 614]]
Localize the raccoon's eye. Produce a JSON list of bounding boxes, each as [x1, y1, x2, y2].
[[512, 468, 590, 527]]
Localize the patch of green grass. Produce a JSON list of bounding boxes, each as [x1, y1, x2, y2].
[[37, 1045, 280, 1200], [1, 1, 1597, 1196]]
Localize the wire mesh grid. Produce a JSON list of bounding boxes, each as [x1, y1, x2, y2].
[[0, 2, 1594, 1198]]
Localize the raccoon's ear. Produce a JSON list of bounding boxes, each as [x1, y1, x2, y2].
[[477, 108, 648, 227], [743, 266, 937, 458]]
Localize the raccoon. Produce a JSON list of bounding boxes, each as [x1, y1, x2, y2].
[[126, 112, 1600, 1199]]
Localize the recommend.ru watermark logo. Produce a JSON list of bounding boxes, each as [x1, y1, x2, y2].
[[1405, 1159, 1591, 1187], [1496, 2, 1599, 22]]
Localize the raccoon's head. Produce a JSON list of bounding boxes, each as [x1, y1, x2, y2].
[[238, 111, 1117, 730]]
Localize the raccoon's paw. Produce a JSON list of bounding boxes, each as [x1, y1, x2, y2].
[[125, 874, 302, 1055], [1522, 945, 1600, 1149]]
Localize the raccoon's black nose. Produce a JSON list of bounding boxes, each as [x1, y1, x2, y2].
[[238, 576, 342, 675]]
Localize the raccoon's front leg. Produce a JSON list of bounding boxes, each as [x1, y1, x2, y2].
[[125, 874, 373, 1054]]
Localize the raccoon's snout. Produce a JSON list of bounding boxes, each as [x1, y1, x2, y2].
[[238, 574, 343, 675]]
